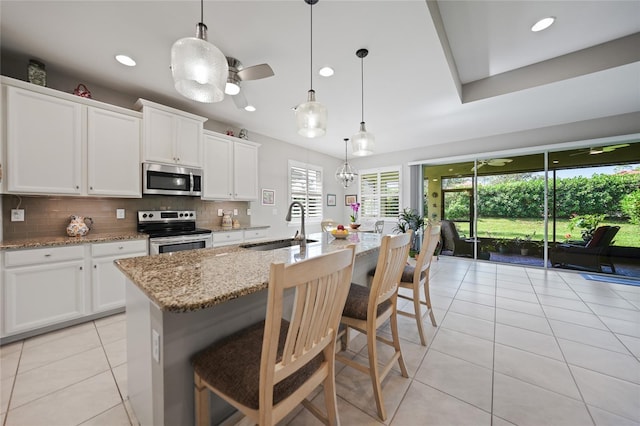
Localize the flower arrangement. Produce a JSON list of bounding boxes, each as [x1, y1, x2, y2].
[[350, 202, 360, 223]]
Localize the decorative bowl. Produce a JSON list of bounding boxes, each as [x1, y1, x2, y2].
[[349, 223, 361, 230], [330, 229, 350, 239]]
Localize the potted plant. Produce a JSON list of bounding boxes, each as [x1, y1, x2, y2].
[[349, 202, 361, 229], [394, 208, 426, 257], [513, 232, 535, 255]]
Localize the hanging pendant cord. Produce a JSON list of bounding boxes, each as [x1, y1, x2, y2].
[[310, 2, 313, 90], [344, 138, 348, 163], [360, 55, 364, 122], [200, 0, 203, 23]]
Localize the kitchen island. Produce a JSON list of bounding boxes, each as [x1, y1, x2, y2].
[[115, 231, 382, 426]]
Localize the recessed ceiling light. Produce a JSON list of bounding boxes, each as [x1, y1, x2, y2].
[[244, 105, 256, 112], [115, 54, 136, 67], [318, 66, 334, 77], [531, 17, 555, 32]]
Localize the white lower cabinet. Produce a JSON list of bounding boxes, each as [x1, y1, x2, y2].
[[1, 239, 148, 339], [91, 240, 147, 313], [3, 246, 86, 335], [213, 231, 244, 247], [243, 228, 269, 242]]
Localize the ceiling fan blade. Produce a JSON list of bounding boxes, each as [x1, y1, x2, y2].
[[602, 143, 630, 152], [487, 158, 512, 166], [237, 64, 274, 81], [232, 91, 248, 109]]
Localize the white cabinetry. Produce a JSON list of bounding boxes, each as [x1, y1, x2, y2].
[[243, 228, 269, 242], [87, 107, 141, 197], [91, 240, 147, 313], [3, 246, 86, 336], [213, 230, 244, 247], [136, 99, 206, 168], [2, 77, 142, 197], [203, 132, 260, 201], [1, 239, 148, 340], [6, 86, 83, 194]]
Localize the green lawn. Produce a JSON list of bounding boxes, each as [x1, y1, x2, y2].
[[471, 217, 640, 247]]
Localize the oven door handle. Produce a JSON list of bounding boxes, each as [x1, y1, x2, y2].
[[150, 235, 208, 245]]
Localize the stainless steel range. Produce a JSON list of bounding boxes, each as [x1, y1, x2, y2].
[[138, 210, 212, 255]]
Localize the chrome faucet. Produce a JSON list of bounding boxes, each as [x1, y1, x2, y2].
[[285, 201, 306, 249]]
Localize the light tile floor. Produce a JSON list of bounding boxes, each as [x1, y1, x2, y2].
[[1, 257, 639, 425]]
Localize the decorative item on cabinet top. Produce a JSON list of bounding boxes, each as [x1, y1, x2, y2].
[[73, 83, 92, 98]]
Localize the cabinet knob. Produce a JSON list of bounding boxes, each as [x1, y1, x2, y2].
[[75, 185, 80, 189], [118, 246, 124, 250], [44, 254, 51, 257], [94, 265, 97, 269], [79, 266, 83, 270], [90, 186, 93, 190]]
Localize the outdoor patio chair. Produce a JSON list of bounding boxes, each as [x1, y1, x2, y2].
[[440, 220, 474, 257], [549, 225, 620, 273]]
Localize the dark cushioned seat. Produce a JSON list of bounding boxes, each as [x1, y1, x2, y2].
[[192, 320, 323, 410], [342, 283, 391, 320], [400, 264, 426, 283]]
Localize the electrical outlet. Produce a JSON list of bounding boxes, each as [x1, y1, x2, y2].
[[247, 208, 251, 216], [11, 209, 25, 222], [217, 209, 223, 217], [233, 209, 238, 216], [152, 330, 160, 363], [116, 209, 125, 219]]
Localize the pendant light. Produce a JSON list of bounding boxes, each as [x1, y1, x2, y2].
[[352, 48, 375, 156], [335, 138, 358, 188], [295, 0, 327, 138], [170, 0, 229, 103]]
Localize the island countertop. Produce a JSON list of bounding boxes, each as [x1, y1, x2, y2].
[[115, 232, 381, 313]]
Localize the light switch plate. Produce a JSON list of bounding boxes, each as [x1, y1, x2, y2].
[[116, 209, 125, 219], [247, 208, 251, 216], [233, 209, 238, 216], [152, 330, 160, 363], [217, 209, 223, 217], [11, 209, 25, 222]]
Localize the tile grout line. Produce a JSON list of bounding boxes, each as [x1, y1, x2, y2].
[[526, 268, 597, 426], [2, 341, 24, 426]]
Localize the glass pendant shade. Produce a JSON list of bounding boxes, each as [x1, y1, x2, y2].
[[296, 90, 327, 138], [352, 121, 375, 156], [171, 23, 228, 103]]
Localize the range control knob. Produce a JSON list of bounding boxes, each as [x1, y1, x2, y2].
[[149, 213, 154, 218], [190, 213, 194, 217], [179, 213, 184, 217], [142, 213, 147, 218]]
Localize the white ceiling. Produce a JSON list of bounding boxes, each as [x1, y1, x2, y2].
[[1, 1, 639, 159]]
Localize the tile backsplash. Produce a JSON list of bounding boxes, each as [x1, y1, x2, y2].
[[2, 194, 251, 240]]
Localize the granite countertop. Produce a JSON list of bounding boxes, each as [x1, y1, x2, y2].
[[0, 231, 148, 250], [115, 232, 382, 313]]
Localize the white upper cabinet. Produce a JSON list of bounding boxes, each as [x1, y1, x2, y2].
[[87, 107, 141, 197], [6, 86, 83, 194], [136, 99, 206, 168], [2, 77, 142, 197], [202, 132, 260, 201]]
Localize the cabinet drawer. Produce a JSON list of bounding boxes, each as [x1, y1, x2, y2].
[[91, 240, 148, 257], [4, 245, 85, 267], [213, 231, 243, 246], [243, 228, 269, 242]]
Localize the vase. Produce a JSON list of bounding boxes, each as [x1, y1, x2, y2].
[[66, 215, 93, 237], [349, 223, 361, 230]]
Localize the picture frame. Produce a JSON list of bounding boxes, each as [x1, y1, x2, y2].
[[327, 194, 336, 206], [261, 188, 275, 206], [345, 194, 357, 206]]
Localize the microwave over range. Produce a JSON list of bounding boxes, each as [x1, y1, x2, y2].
[[143, 163, 202, 196]]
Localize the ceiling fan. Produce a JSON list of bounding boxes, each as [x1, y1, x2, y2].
[[471, 158, 513, 171], [225, 57, 274, 109], [569, 144, 630, 156]]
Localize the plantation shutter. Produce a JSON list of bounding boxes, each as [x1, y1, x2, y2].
[[289, 161, 323, 221], [360, 168, 401, 219]]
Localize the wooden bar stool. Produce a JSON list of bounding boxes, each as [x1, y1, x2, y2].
[[336, 231, 412, 421], [397, 224, 441, 346], [192, 246, 356, 426]]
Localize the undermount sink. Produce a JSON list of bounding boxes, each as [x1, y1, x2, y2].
[[240, 238, 318, 251]]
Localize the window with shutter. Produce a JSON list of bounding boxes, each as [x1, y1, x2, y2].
[[288, 160, 323, 222], [360, 167, 401, 219]]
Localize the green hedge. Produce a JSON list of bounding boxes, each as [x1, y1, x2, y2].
[[444, 174, 640, 219]]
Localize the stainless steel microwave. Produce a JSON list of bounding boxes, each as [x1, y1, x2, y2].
[[143, 163, 202, 196]]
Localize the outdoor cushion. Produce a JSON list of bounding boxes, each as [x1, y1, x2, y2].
[[585, 226, 609, 248]]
